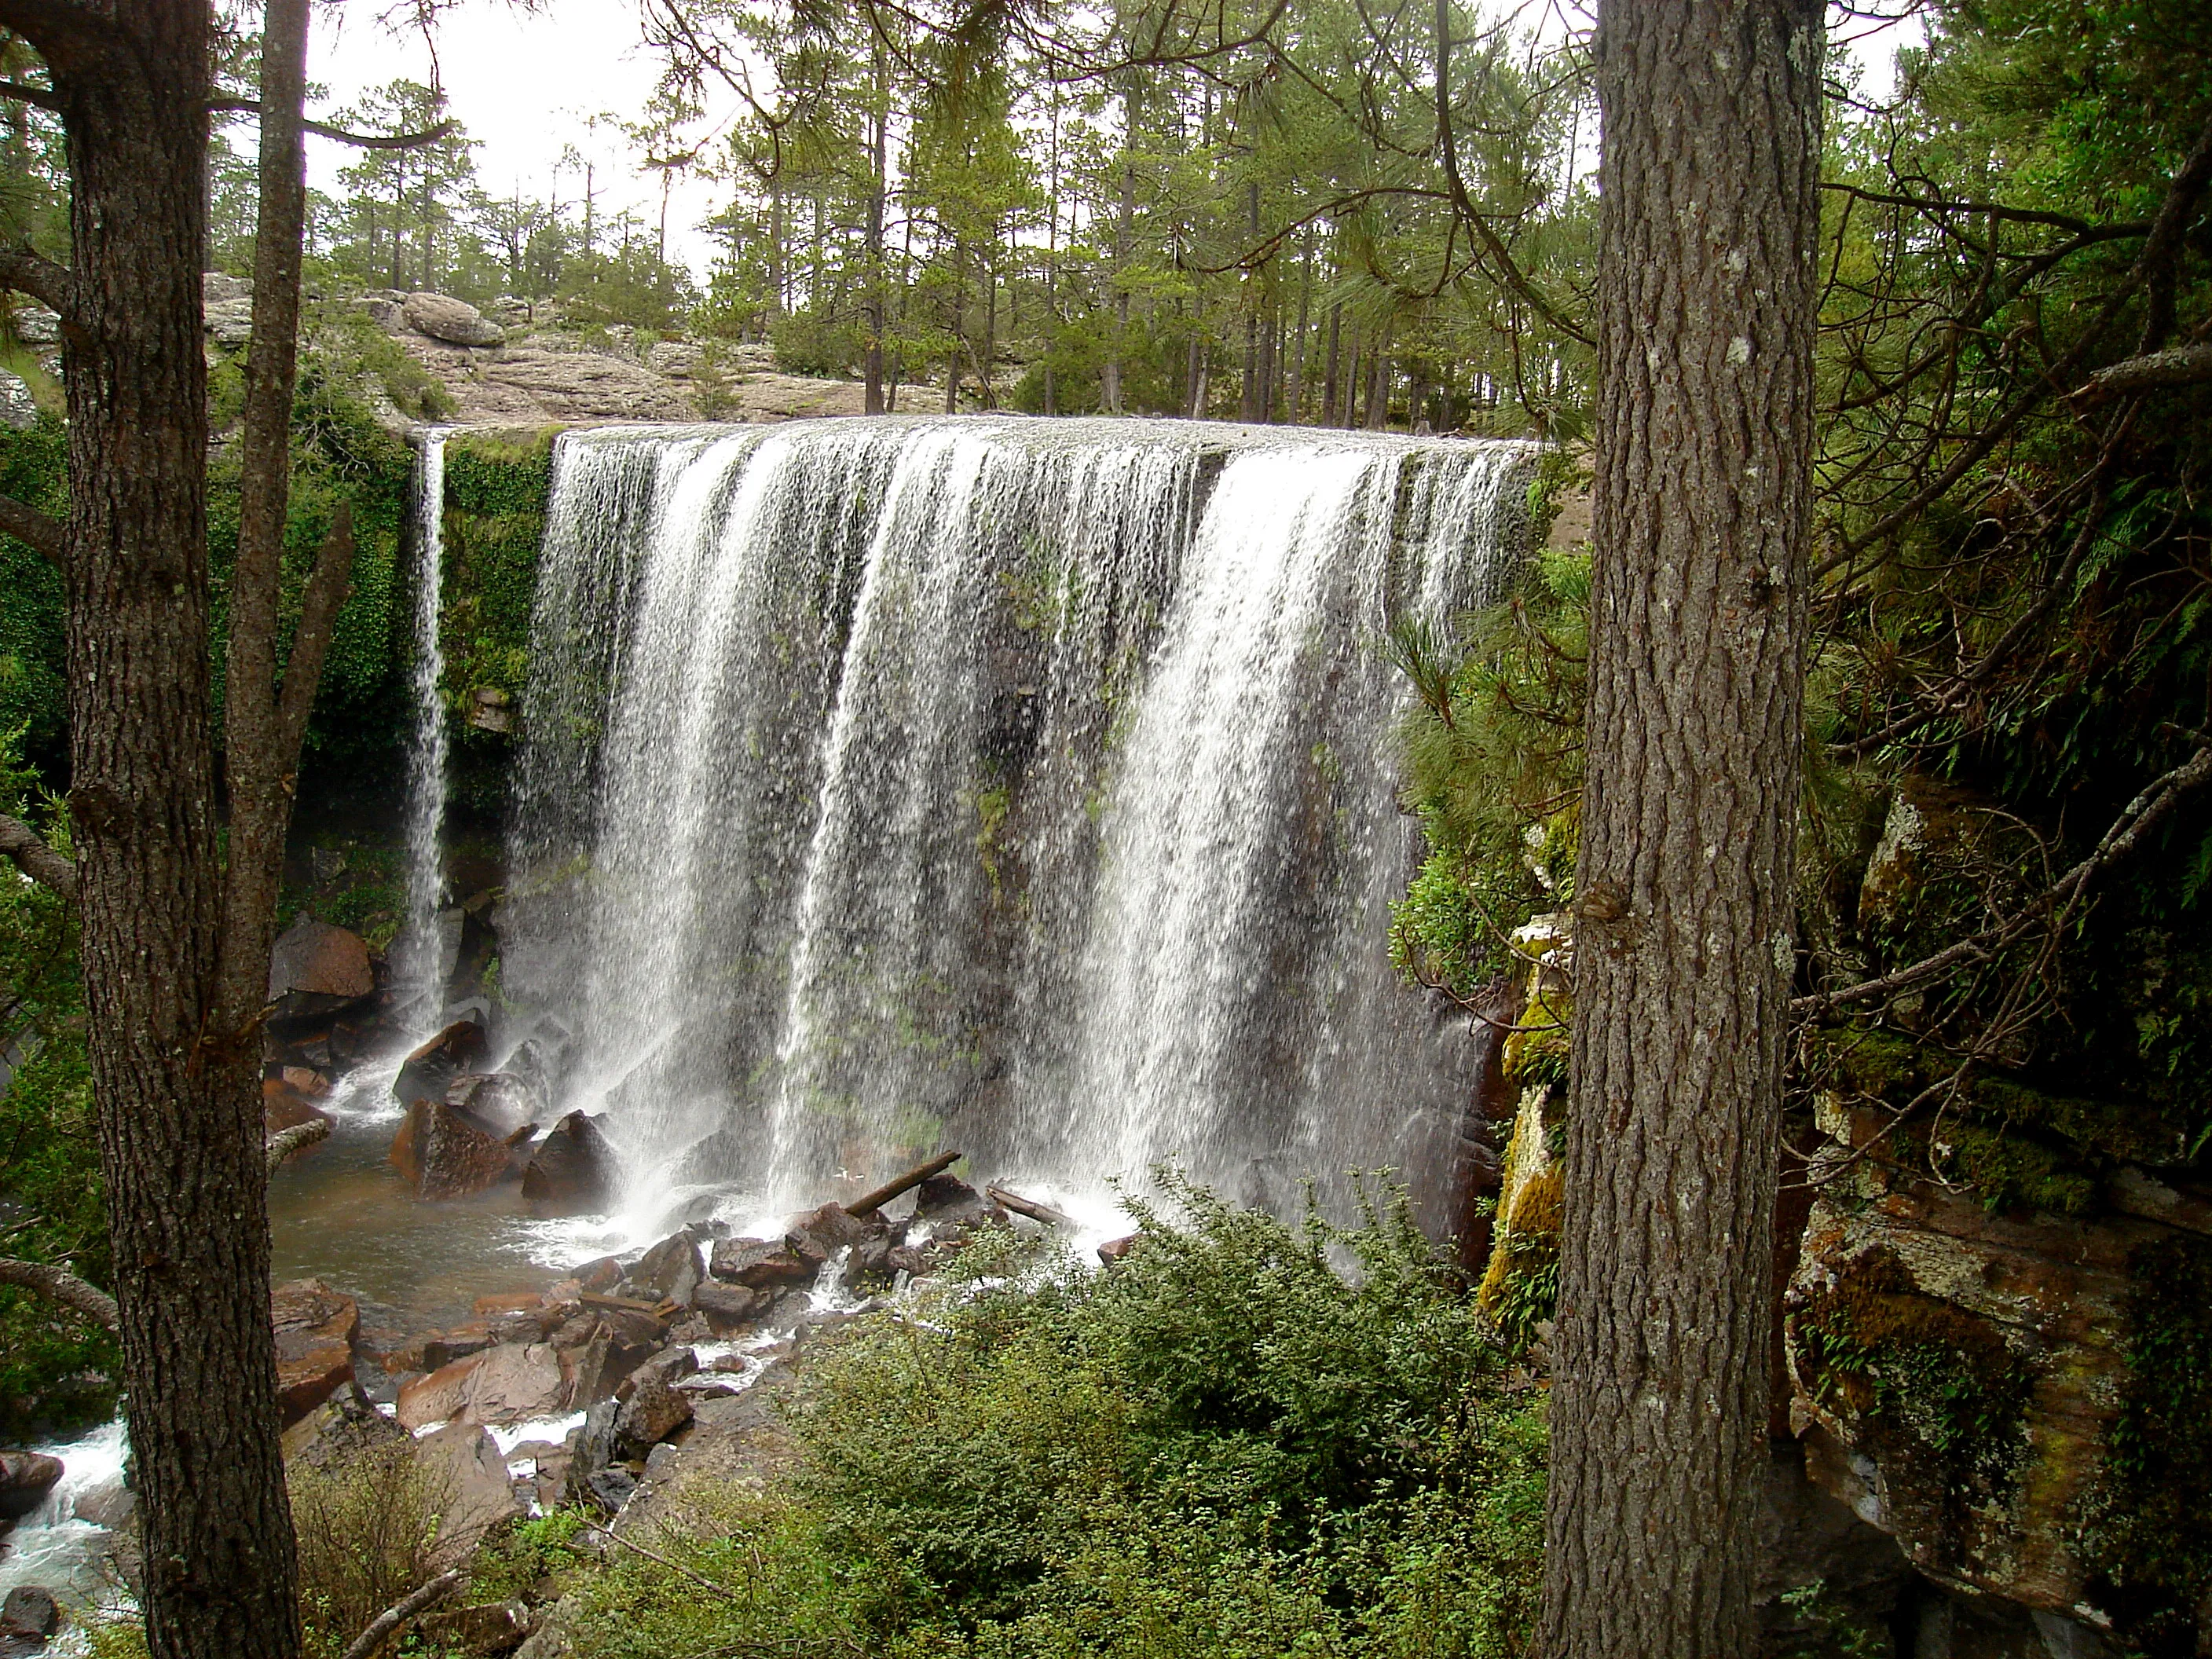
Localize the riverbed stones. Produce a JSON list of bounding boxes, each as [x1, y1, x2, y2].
[[612, 1348, 695, 1456], [0, 1452, 62, 1523], [1, 1586, 60, 1652], [404, 291, 505, 347], [456, 1342, 571, 1425], [397, 1352, 489, 1430], [271, 1278, 359, 1426], [520, 1110, 618, 1217]]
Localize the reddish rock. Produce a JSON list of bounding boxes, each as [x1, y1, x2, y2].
[[415, 1422, 525, 1569], [262, 1075, 332, 1137], [709, 1236, 818, 1289], [520, 1110, 619, 1217], [271, 1278, 359, 1426], [456, 1342, 571, 1425], [1097, 1233, 1141, 1265], [390, 1097, 525, 1200], [691, 1278, 773, 1335], [397, 1351, 489, 1430]]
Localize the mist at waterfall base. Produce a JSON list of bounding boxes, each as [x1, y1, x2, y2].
[[495, 416, 1535, 1252]]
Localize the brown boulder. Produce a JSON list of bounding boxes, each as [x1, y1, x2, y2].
[[456, 1342, 571, 1425], [613, 1349, 695, 1455], [391, 1096, 526, 1200], [397, 1351, 489, 1430], [630, 1232, 704, 1306], [0, 1450, 63, 1521], [271, 1278, 359, 1426], [394, 1018, 489, 1109], [415, 1422, 525, 1568], [404, 291, 504, 348], [267, 914, 374, 1004], [709, 1236, 818, 1290], [520, 1110, 618, 1217], [445, 1072, 541, 1139], [691, 1279, 773, 1334], [262, 1075, 333, 1137]]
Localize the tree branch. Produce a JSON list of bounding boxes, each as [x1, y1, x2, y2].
[[2071, 342, 2212, 407], [266, 1115, 331, 1176], [0, 244, 74, 322], [0, 78, 61, 112], [0, 811, 74, 899], [208, 97, 457, 151], [0, 1257, 118, 1331], [336, 1571, 463, 1659], [0, 490, 63, 567]]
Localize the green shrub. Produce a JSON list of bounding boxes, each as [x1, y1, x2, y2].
[[557, 1177, 1546, 1659]]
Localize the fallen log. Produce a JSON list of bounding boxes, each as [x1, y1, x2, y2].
[[843, 1150, 961, 1218], [987, 1185, 1075, 1229], [338, 1569, 463, 1659], [265, 1114, 332, 1176], [0, 1257, 119, 1331]]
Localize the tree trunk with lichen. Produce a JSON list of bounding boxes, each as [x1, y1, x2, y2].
[[1537, 3, 1822, 1657]]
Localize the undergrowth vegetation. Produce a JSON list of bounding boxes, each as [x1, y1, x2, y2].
[[551, 1179, 1546, 1659]]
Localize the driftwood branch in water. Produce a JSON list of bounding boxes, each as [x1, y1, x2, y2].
[[0, 1257, 119, 1331], [265, 1115, 331, 1176], [987, 1185, 1074, 1228], [336, 1569, 463, 1659], [844, 1151, 961, 1218]]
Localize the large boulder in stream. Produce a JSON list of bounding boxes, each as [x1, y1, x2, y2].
[[520, 1110, 618, 1216], [390, 1096, 533, 1201], [0, 1452, 62, 1522], [271, 1278, 359, 1426], [709, 1236, 819, 1291], [394, 1017, 489, 1108]]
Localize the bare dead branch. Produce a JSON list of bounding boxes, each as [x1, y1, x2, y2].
[[0, 244, 74, 323], [336, 1570, 463, 1659], [265, 1115, 331, 1177]]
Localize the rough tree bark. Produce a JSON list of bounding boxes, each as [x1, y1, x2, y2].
[[1539, 5, 1822, 1657]]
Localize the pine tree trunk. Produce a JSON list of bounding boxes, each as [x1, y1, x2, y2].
[[863, 66, 888, 416], [1538, 5, 1822, 1657], [43, 5, 305, 1656]]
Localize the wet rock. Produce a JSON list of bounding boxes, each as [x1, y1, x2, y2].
[[630, 1233, 704, 1307], [691, 1279, 773, 1335], [574, 1255, 623, 1294], [457, 1342, 570, 1426], [267, 914, 375, 1012], [520, 1111, 619, 1217], [709, 1236, 818, 1291], [397, 1352, 489, 1430], [395, 1017, 490, 1108], [1097, 1234, 1141, 1265], [788, 1201, 871, 1258], [582, 1466, 635, 1514], [391, 1097, 526, 1200], [271, 1278, 359, 1427], [613, 1348, 696, 1456], [404, 291, 504, 347], [913, 1172, 1007, 1232], [281, 1396, 410, 1470], [446, 1073, 542, 1140], [562, 1398, 621, 1507], [416, 1422, 526, 1567], [0, 1586, 60, 1646], [262, 1075, 332, 1140], [420, 1599, 533, 1656], [0, 1452, 62, 1522]]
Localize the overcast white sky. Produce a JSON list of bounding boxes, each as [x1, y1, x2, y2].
[[302, 0, 1924, 284]]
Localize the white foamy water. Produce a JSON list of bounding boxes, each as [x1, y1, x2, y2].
[[394, 427, 456, 1021], [0, 1418, 133, 1606], [500, 416, 1535, 1232]]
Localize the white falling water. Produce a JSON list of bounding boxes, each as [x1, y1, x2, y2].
[[502, 416, 1533, 1232], [397, 428, 454, 1016]]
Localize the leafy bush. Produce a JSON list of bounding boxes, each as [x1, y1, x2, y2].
[[555, 1177, 1546, 1659], [290, 1432, 452, 1659]]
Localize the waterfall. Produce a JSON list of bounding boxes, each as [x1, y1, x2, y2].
[[504, 416, 1534, 1232], [398, 428, 454, 1015]]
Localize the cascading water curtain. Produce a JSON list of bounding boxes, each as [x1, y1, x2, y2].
[[504, 416, 1536, 1233], [397, 427, 454, 1022]]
